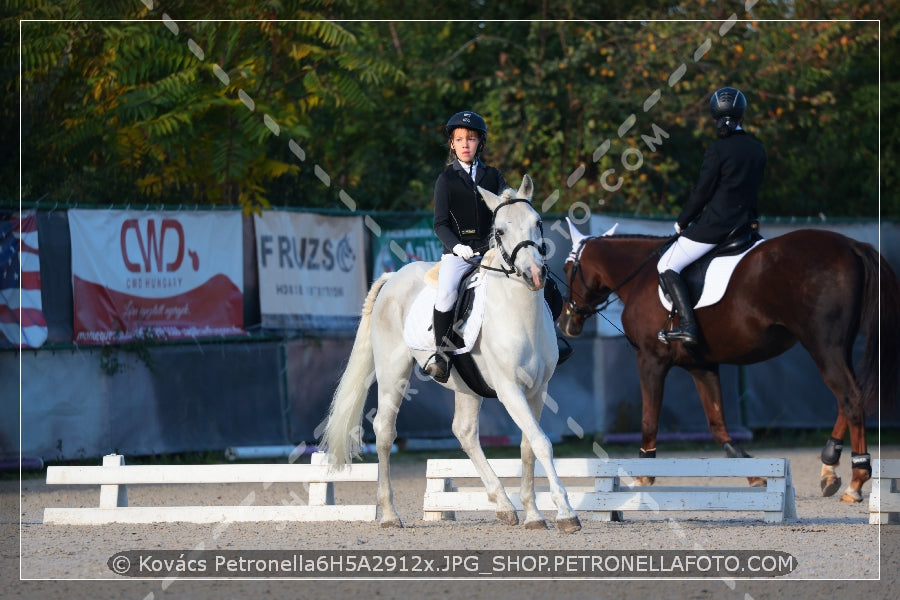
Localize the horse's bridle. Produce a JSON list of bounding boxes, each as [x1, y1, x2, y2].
[[563, 234, 675, 318], [480, 197, 547, 279], [563, 237, 607, 318]]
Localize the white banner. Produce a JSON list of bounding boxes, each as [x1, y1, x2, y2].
[[69, 210, 244, 344], [254, 212, 367, 330]]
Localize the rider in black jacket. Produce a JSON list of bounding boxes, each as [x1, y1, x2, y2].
[[425, 111, 570, 382], [657, 87, 766, 346], [425, 111, 505, 382]]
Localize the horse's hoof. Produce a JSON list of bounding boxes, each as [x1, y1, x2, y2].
[[748, 476, 766, 487], [524, 519, 548, 530], [556, 516, 582, 534], [496, 510, 519, 526], [821, 475, 842, 497], [379, 518, 403, 528], [634, 476, 655, 487], [840, 490, 863, 503]]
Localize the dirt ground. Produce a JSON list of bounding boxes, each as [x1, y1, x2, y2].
[[3, 446, 898, 600]]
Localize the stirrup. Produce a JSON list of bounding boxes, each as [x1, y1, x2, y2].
[[424, 352, 450, 383], [658, 326, 698, 347]]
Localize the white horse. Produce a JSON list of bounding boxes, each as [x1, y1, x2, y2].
[[319, 175, 581, 533]]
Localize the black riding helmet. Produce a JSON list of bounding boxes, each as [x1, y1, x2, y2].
[[445, 111, 488, 154], [709, 87, 747, 119], [709, 87, 747, 137]]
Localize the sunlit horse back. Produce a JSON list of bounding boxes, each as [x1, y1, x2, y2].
[[558, 227, 899, 503], [319, 175, 581, 533]]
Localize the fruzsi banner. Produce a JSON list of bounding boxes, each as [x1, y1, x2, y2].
[[254, 211, 366, 330], [68, 210, 244, 345]]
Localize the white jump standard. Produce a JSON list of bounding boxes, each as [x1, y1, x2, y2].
[[43, 452, 378, 525], [424, 457, 797, 523], [868, 459, 900, 524]]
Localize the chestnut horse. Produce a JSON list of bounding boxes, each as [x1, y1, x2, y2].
[[557, 225, 899, 502]]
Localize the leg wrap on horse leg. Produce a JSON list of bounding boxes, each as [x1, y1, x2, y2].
[[851, 452, 872, 477], [722, 441, 751, 458], [820, 436, 843, 466]]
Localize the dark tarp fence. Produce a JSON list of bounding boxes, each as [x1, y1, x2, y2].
[[2, 211, 897, 460]]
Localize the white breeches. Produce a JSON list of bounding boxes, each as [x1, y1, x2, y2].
[[657, 236, 716, 274], [435, 253, 479, 312]]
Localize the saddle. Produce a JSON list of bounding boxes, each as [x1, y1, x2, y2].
[[660, 221, 764, 310], [404, 262, 497, 397], [412, 252, 563, 397], [444, 266, 497, 398]]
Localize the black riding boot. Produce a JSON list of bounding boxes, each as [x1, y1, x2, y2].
[[658, 270, 699, 346], [556, 337, 574, 364], [424, 308, 454, 383], [543, 278, 574, 365]]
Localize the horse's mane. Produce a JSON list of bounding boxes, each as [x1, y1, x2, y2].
[[599, 233, 671, 241]]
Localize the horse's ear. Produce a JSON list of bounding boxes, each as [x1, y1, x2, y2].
[[477, 185, 502, 211], [516, 174, 533, 200], [565, 217, 588, 263], [601, 223, 619, 236], [566, 217, 588, 246]]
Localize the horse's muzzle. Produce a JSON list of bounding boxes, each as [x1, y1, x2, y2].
[[557, 310, 584, 337], [525, 263, 547, 291]]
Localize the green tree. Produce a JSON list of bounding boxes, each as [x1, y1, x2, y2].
[[7, 1, 892, 218], [12, 0, 401, 212]]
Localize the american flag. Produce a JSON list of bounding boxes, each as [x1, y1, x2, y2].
[[0, 210, 47, 348]]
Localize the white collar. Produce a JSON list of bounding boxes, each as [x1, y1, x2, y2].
[[458, 159, 477, 180]]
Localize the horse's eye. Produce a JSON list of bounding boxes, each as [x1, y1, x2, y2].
[[496, 229, 504, 236]]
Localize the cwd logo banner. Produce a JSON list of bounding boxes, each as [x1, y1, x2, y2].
[[69, 210, 245, 345], [254, 211, 366, 330]]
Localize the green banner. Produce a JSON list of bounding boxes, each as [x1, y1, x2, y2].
[[371, 215, 443, 278]]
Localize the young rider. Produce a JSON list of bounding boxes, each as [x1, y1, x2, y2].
[[425, 111, 504, 383], [425, 110, 570, 382], [657, 87, 766, 346]]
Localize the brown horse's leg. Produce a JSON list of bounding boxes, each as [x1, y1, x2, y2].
[[842, 409, 871, 503], [689, 367, 731, 444], [635, 353, 669, 486], [819, 413, 847, 497], [825, 408, 871, 503], [690, 367, 765, 487], [807, 347, 870, 502]]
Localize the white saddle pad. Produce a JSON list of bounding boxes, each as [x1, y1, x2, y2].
[[658, 239, 765, 311], [403, 271, 486, 355]]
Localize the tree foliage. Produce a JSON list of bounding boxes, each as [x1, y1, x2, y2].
[[5, 0, 893, 218]]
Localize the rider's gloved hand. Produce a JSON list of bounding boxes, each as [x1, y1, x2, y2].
[[453, 244, 474, 260], [674, 222, 682, 234]]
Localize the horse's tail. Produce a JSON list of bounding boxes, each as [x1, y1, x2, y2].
[[855, 241, 900, 416], [318, 273, 392, 467]]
